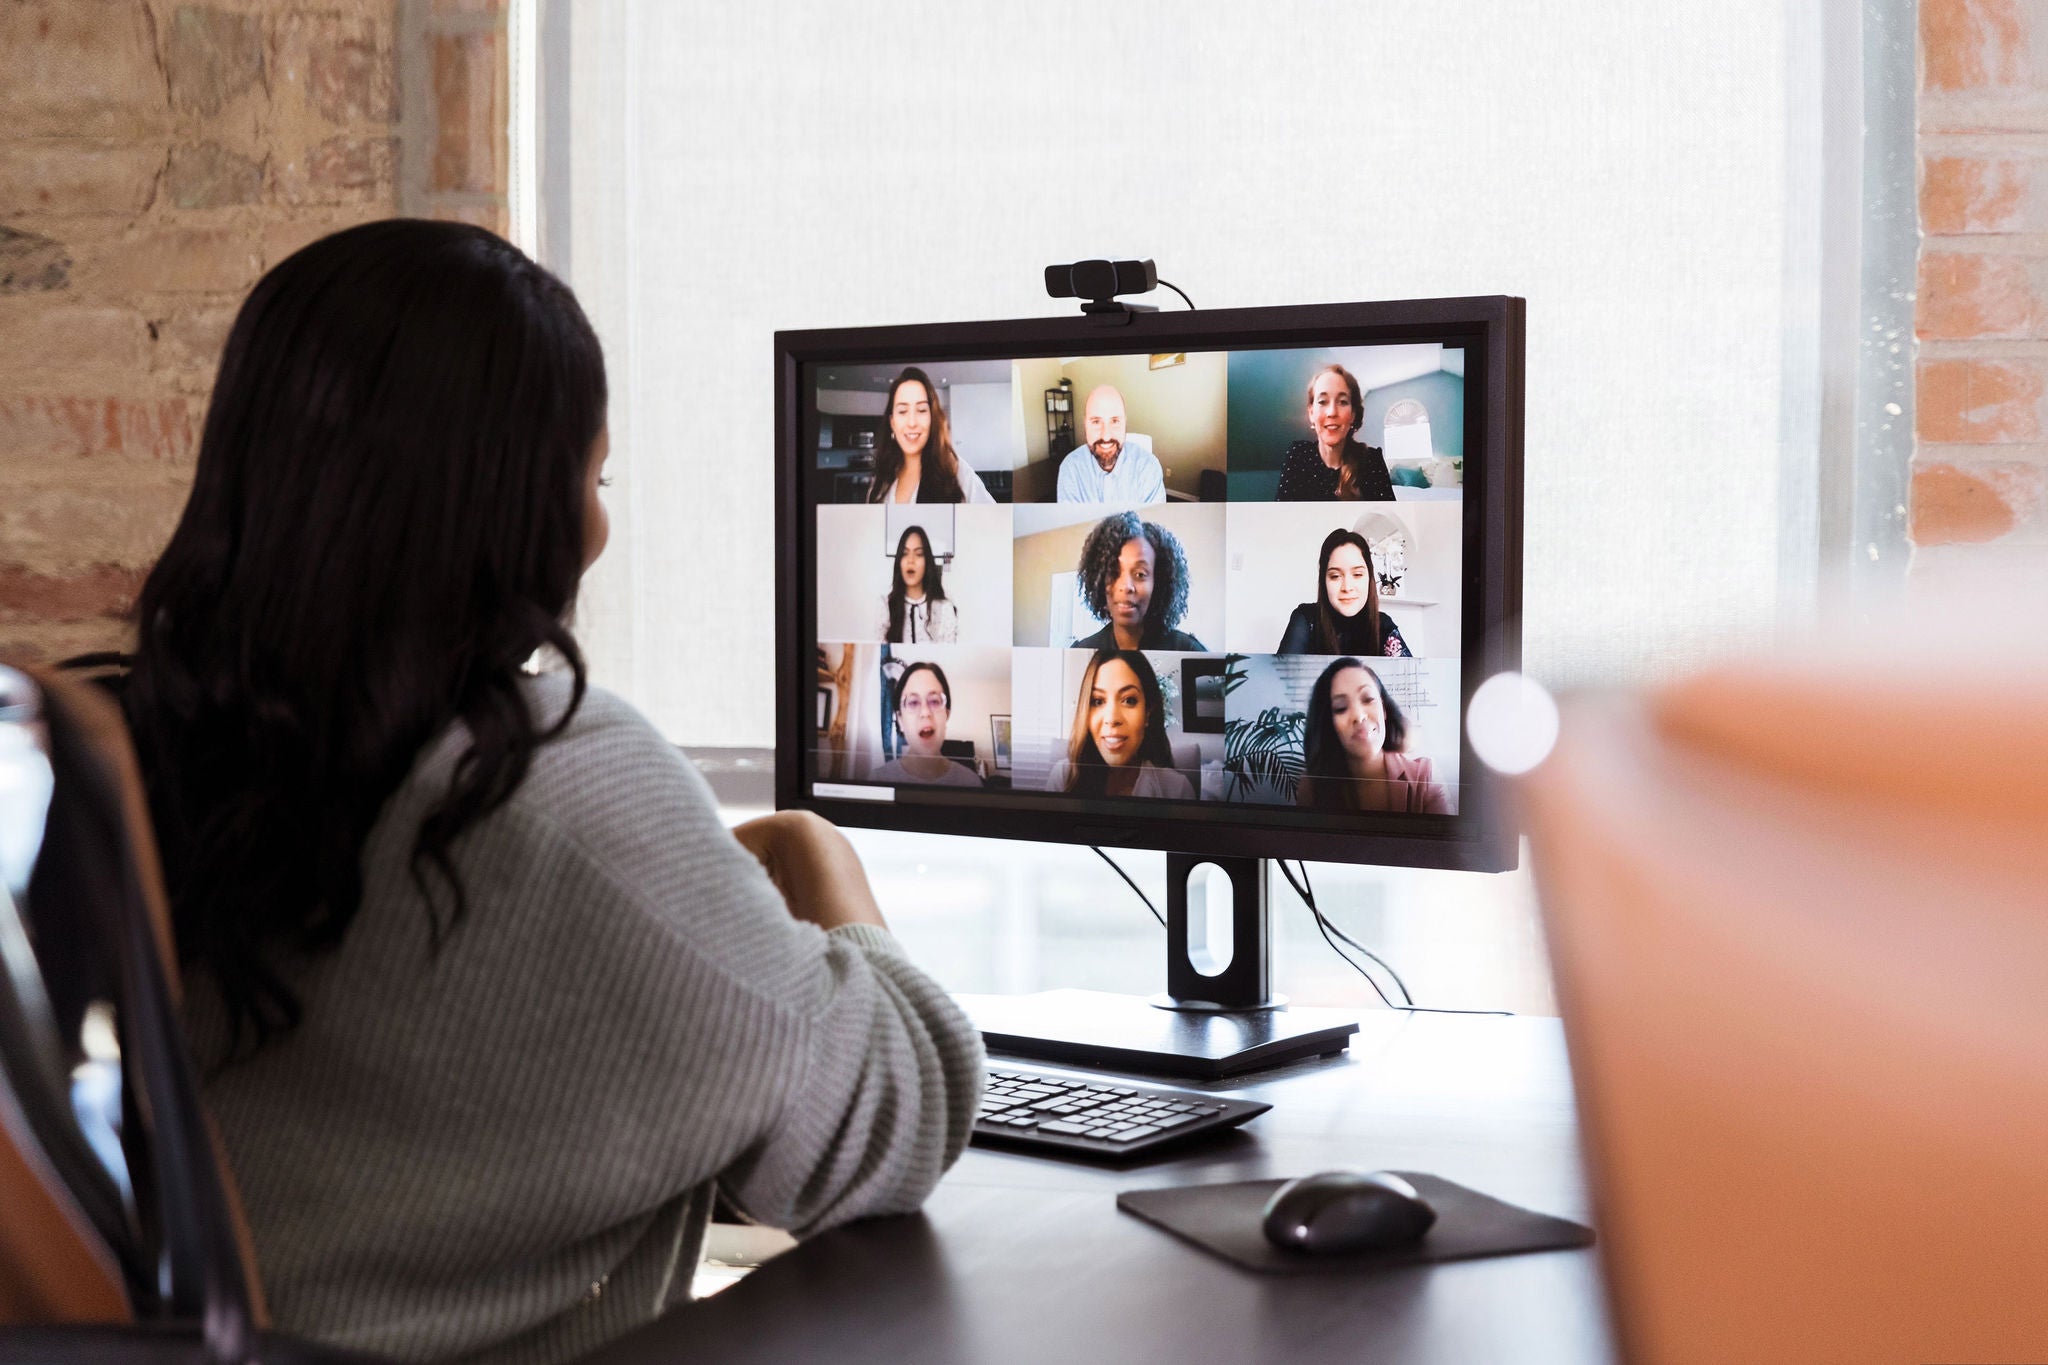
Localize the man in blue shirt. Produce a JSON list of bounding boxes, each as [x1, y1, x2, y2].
[[1056, 385, 1166, 503]]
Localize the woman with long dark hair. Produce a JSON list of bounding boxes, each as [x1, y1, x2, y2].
[[865, 366, 995, 504], [878, 525, 958, 643], [1294, 657, 1451, 814], [1069, 511, 1207, 651], [1043, 649, 1194, 799], [1276, 528, 1412, 656], [1275, 362, 1396, 501], [124, 220, 980, 1364]]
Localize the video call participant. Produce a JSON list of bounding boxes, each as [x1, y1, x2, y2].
[[1275, 363, 1395, 501], [867, 365, 996, 505], [878, 525, 958, 643], [1295, 657, 1451, 814], [1070, 511, 1208, 651], [1277, 528, 1412, 657], [121, 220, 980, 1363], [1055, 385, 1165, 504], [1044, 649, 1196, 800], [868, 661, 982, 787]]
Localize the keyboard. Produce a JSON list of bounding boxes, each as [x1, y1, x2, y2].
[[972, 1067, 1271, 1159]]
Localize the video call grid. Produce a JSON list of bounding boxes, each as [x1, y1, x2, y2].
[[804, 342, 1470, 817]]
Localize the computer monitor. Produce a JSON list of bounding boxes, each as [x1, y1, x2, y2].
[[776, 296, 1523, 1075]]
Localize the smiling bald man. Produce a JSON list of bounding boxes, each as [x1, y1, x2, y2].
[[1056, 385, 1166, 504]]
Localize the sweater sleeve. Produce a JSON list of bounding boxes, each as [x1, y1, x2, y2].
[[506, 689, 983, 1240]]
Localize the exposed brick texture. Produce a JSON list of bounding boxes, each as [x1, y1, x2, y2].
[[163, 7, 267, 117], [1911, 463, 2025, 543], [0, 145, 165, 219], [431, 30, 503, 194], [1917, 3, 2048, 564], [0, 0, 511, 662], [165, 143, 266, 210], [0, 226, 72, 293], [279, 12, 397, 125], [1918, 357, 2048, 443], [1922, 1, 2035, 95], [0, 396, 200, 464], [0, 563, 149, 626], [0, 4, 165, 139]]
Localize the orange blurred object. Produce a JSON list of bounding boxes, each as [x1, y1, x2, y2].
[[1525, 659, 2048, 1365]]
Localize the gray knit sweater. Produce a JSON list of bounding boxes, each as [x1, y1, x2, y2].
[[183, 672, 984, 1364]]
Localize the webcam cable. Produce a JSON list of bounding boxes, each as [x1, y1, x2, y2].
[[1276, 860, 1513, 1017], [1092, 847, 1166, 928]]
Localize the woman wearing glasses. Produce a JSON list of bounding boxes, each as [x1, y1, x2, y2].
[[868, 660, 984, 787]]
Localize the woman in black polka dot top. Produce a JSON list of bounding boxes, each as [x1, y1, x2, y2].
[[1274, 361, 1395, 501]]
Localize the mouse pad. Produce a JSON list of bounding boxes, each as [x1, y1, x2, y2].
[[1116, 1172, 1594, 1275]]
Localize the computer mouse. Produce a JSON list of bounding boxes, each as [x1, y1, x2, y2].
[[1260, 1170, 1438, 1255]]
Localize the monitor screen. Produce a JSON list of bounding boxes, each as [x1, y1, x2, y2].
[[777, 299, 1522, 871]]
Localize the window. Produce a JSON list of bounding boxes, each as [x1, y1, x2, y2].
[[534, 0, 1867, 1013]]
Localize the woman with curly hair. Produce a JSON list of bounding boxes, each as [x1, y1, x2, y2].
[[865, 366, 995, 505], [1294, 657, 1451, 814], [1043, 648, 1195, 800], [1274, 362, 1395, 501], [1069, 510, 1208, 651]]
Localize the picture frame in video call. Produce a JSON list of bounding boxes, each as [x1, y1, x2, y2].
[[775, 296, 1523, 873]]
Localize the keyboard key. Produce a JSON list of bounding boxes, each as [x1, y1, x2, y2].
[[1037, 1120, 1091, 1135], [1109, 1125, 1161, 1143], [1150, 1114, 1202, 1131]]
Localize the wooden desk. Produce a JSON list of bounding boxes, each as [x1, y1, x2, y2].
[[591, 1013, 1615, 1364]]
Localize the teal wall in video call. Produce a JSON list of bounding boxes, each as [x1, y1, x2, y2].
[[1360, 371, 1464, 460], [1225, 351, 1465, 498]]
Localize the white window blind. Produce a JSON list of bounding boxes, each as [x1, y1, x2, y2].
[[542, 0, 1817, 751]]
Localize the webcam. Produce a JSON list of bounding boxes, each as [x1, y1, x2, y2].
[[1046, 258, 1159, 326]]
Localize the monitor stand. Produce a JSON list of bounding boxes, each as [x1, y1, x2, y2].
[[955, 854, 1358, 1080]]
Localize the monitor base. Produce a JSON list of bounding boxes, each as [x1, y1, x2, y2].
[[956, 988, 1358, 1081], [1146, 992, 1288, 1014]]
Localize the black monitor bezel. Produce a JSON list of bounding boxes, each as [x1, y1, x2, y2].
[[775, 294, 1523, 872]]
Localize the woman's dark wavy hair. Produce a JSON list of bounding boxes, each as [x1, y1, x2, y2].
[[1299, 657, 1408, 812], [123, 218, 607, 1055], [1076, 512, 1190, 640], [1061, 649, 1175, 796], [885, 525, 946, 642], [867, 367, 964, 504], [1313, 528, 1383, 654]]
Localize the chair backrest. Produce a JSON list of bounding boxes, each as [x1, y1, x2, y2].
[[0, 671, 130, 1325], [1523, 658, 2048, 1363], [0, 663, 266, 1352]]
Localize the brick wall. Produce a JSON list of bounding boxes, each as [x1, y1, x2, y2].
[[0, 0, 509, 663], [1915, 0, 2048, 580]]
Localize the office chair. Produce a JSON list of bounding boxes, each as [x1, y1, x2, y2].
[[0, 663, 376, 1364], [1524, 657, 2048, 1364]]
